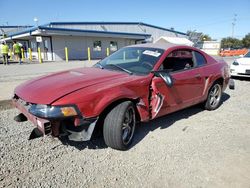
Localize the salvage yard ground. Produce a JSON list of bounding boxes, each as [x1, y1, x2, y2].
[[0, 58, 250, 187]]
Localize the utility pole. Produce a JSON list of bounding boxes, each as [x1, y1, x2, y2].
[[232, 14, 237, 38]]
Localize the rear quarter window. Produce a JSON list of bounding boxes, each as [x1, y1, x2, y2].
[[194, 51, 207, 66]]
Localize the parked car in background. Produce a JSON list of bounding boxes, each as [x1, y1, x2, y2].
[[13, 43, 231, 150], [230, 50, 250, 77]]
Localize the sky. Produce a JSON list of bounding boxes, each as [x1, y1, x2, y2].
[[1, 0, 250, 40]]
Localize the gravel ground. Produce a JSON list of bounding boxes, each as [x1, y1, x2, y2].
[[0, 77, 250, 188], [0, 57, 250, 187]]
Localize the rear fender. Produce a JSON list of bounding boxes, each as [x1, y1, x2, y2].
[[202, 62, 229, 99]]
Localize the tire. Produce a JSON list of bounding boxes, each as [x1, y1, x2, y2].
[[204, 83, 222, 110], [103, 101, 136, 150]]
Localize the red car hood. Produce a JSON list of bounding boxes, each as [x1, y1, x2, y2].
[[15, 67, 129, 104]]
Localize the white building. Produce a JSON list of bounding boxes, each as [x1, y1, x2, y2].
[[1, 22, 187, 61], [196, 41, 221, 56], [155, 36, 194, 46]]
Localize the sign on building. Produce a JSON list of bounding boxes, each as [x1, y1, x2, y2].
[[36, 36, 42, 42]]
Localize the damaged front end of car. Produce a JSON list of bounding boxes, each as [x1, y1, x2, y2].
[[12, 94, 98, 141]]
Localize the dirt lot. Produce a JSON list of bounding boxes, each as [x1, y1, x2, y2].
[[1, 79, 250, 187]]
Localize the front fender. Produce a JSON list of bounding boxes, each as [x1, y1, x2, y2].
[[52, 80, 150, 120], [92, 87, 140, 116], [91, 87, 150, 122]]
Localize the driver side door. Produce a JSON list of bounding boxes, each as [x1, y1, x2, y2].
[[150, 49, 206, 119]]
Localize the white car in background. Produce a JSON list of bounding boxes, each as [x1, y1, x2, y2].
[[230, 50, 250, 77]]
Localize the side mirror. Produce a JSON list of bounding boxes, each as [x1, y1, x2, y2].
[[152, 71, 174, 87]]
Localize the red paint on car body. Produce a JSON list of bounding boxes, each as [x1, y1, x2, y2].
[[13, 43, 230, 142]]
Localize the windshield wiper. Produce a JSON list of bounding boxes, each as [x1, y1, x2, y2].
[[107, 64, 133, 75], [95, 62, 104, 69]]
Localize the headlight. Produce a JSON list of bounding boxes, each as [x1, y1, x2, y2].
[[29, 104, 78, 119], [232, 61, 239, 66]]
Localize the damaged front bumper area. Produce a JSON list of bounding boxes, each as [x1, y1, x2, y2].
[[12, 95, 97, 142]]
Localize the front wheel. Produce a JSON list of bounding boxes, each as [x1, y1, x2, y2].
[[103, 101, 136, 150], [204, 83, 222, 110]]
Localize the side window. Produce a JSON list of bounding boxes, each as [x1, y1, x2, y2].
[[161, 49, 194, 72], [194, 51, 206, 66]]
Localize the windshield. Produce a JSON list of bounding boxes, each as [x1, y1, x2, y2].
[[244, 51, 250, 57], [94, 47, 164, 75]]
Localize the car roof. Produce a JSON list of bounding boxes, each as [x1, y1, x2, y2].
[[127, 42, 187, 50]]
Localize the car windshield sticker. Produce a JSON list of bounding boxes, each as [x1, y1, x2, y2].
[[143, 50, 161, 57]]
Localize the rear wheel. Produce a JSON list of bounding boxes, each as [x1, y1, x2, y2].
[[204, 83, 222, 110], [103, 101, 136, 150]]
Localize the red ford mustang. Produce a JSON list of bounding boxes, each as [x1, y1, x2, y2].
[[13, 43, 232, 150]]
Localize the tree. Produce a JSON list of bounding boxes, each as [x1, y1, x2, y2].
[[221, 37, 243, 49], [242, 33, 250, 48], [187, 31, 212, 44], [200, 34, 212, 41]]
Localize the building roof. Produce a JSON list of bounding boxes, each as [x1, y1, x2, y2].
[[0, 25, 33, 28], [0, 25, 33, 38], [47, 22, 187, 36], [40, 26, 151, 38], [5, 25, 151, 40], [2, 22, 187, 41]]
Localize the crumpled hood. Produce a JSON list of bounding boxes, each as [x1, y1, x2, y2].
[[15, 67, 128, 104]]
